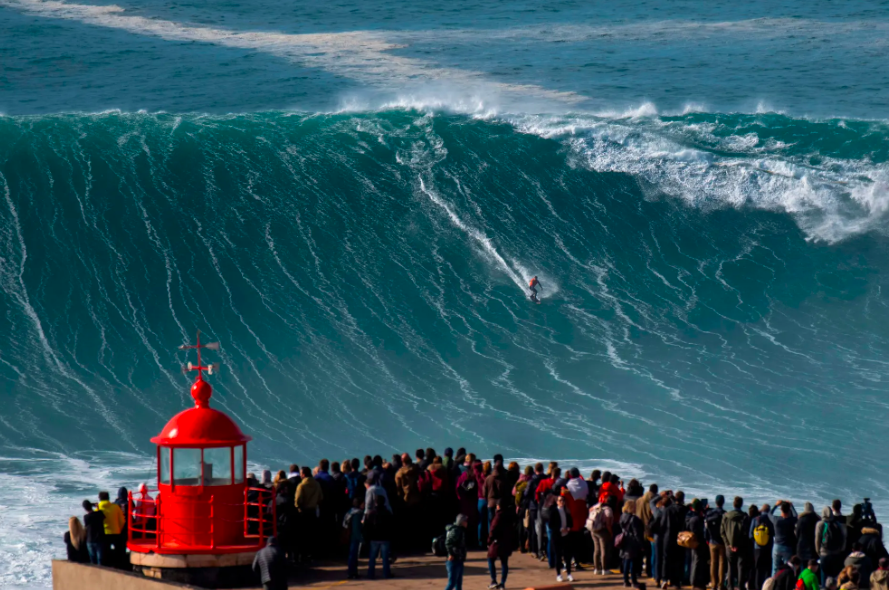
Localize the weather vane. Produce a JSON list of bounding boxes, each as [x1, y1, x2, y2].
[[179, 330, 220, 378]]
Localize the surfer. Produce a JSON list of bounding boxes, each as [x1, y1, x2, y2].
[[529, 276, 542, 302]]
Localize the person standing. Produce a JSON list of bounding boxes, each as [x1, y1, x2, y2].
[[652, 493, 685, 589], [364, 495, 394, 580], [252, 536, 287, 590], [751, 504, 775, 590], [707, 495, 728, 590], [870, 558, 889, 590], [722, 497, 751, 590], [294, 466, 323, 564], [771, 501, 798, 575], [487, 500, 516, 590], [343, 498, 364, 579], [64, 516, 89, 563], [445, 514, 469, 590], [589, 495, 615, 575], [525, 463, 546, 560], [97, 491, 125, 566], [817, 504, 848, 584], [82, 500, 105, 565], [639, 484, 660, 579], [797, 503, 820, 562], [688, 499, 711, 590], [621, 499, 646, 589], [548, 494, 575, 583]]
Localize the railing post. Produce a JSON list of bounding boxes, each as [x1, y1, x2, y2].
[[210, 495, 215, 550]]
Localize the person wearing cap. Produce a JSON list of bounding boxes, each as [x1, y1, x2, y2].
[[252, 536, 287, 590]]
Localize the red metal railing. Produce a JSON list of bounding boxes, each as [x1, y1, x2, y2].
[[128, 487, 276, 551]]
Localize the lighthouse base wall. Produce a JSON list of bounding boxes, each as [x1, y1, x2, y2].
[[131, 551, 258, 589]]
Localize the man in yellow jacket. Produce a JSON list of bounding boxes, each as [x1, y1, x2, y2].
[[294, 467, 323, 564], [97, 491, 126, 565]]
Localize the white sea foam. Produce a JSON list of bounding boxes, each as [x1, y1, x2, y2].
[[505, 113, 889, 242]]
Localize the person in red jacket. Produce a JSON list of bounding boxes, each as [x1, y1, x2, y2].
[[599, 473, 625, 505]]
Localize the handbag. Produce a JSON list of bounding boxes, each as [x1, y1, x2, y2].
[[487, 540, 499, 559], [614, 532, 624, 549], [677, 531, 699, 549]]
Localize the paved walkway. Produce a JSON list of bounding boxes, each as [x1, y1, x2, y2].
[[267, 551, 639, 590]]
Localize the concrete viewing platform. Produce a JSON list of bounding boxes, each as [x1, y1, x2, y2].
[[53, 550, 638, 590]]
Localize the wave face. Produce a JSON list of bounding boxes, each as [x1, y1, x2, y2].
[[1, 109, 889, 585]]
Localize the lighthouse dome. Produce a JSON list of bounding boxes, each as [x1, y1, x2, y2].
[[151, 406, 251, 447]]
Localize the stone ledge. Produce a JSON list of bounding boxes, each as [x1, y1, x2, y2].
[[130, 551, 257, 569]]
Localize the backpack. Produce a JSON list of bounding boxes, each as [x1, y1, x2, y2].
[[588, 505, 610, 533], [753, 519, 771, 547], [822, 518, 843, 552], [705, 509, 724, 543], [540, 490, 558, 520], [432, 533, 447, 557], [678, 531, 699, 549]]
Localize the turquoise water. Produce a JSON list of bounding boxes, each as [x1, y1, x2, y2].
[[1, 0, 889, 587]]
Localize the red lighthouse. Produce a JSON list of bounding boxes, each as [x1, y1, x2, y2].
[[128, 333, 274, 586]]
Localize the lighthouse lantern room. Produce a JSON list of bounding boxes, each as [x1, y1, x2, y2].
[[128, 333, 274, 565]]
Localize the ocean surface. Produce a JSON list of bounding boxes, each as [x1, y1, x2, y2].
[[2, 0, 889, 586]]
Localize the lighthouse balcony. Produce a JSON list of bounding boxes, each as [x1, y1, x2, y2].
[[127, 485, 276, 556]]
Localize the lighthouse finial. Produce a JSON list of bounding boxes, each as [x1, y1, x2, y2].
[[179, 330, 220, 407]]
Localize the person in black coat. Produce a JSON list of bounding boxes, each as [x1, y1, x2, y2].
[[547, 494, 575, 582], [688, 500, 711, 589], [252, 536, 287, 590], [652, 493, 686, 589], [620, 500, 646, 588], [82, 499, 106, 565], [267, 481, 293, 560], [796, 503, 820, 561]]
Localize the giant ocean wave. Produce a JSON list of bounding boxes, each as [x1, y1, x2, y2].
[[1, 108, 888, 587]]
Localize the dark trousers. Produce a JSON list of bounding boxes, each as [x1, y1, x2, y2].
[[753, 547, 772, 590], [554, 536, 572, 576], [727, 549, 751, 590], [488, 555, 510, 586], [624, 557, 640, 586], [297, 511, 318, 561], [643, 538, 653, 577]]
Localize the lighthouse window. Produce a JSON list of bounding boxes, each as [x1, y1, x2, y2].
[[160, 447, 171, 484], [203, 447, 232, 486], [233, 444, 244, 483], [172, 448, 202, 486]]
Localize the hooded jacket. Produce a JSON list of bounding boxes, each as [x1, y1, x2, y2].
[[395, 464, 421, 506], [870, 569, 889, 590], [816, 509, 848, 556], [846, 551, 874, 589], [97, 500, 125, 536], [721, 509, 750, 550]]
